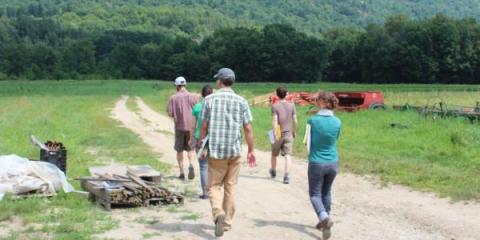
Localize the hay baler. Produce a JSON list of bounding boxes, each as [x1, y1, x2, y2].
[[268, 91, 385, 112], [334, 91, 385, 111]]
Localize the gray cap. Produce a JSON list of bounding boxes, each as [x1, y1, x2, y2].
[[214, 68, 235, 81]]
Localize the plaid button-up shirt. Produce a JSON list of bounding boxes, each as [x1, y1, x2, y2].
[[201, 87, 253, 159]]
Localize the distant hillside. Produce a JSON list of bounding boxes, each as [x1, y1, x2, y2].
[[1, 0, 480, 37], [2, 1, 480, 84]]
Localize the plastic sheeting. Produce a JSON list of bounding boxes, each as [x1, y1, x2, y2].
[[0, 155, 74, 200]]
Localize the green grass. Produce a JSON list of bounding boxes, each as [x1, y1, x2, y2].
[[136, 217, 160, 225], [142, 232, 162, 239], [0, 80, 479, 239], [180, 213, 202, 221], [165, 206, 190, 214], [385, 91, 480, 106]]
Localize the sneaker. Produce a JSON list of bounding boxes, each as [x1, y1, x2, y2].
[[188, 164, 195, 180], [269, 169, 276, 178], [214, 214, 225, 237], [283, 175, 290, 184], [178, 173, 185, 180], [322, 218, 334, 240], [315, 217, 329, 231], [199, 194, 208, 200]]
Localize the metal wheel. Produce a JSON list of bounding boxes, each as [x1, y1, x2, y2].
[[369, 103, 386, 110]]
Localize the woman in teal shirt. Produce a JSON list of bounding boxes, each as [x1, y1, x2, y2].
[[306, 91, 341, 240], [192, 85, 213, 199]]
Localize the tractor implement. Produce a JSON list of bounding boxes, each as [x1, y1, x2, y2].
[[394, 101, 480, 123], [334, 91, 385, 112], [267, 91, 385, 112]]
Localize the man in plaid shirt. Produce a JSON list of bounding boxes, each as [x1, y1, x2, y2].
[[199, 67, 256, 237]]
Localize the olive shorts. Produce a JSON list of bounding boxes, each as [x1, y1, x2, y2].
[[272, 135, 293, 156]]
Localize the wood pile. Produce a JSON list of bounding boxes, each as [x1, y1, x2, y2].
[[78, 172, 184, 211], [44, 141, 64, 151]]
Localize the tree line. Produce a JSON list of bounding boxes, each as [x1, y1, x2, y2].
[[327, 15, 480, 84], [1, 14, 480, 83]]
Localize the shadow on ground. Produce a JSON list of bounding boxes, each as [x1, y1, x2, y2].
[[148, 223, 215, 239], [254, 219, 321, 240]]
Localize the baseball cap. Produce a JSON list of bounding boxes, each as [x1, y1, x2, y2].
[[213, 68, 235, 81], [174, 76, 187, 86]]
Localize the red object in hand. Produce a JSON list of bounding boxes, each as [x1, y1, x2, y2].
[[247, 152, 256, 168]]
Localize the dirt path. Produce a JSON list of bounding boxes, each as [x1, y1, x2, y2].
[[105, 96, 480, 240]]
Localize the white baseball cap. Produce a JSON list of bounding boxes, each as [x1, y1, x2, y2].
[[174, 76, 187, 86]]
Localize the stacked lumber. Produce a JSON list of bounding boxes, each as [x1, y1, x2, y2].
[[78, 172, 184, 211]]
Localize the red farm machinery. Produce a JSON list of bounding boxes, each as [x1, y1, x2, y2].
[[252, 89, 480, 123], [266, 91, 385, 112]]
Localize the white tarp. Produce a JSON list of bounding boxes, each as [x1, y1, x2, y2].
[[0, 154, 74, 200]]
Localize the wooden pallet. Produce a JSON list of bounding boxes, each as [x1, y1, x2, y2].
[[80, 175, 183, 211], [81, 179, 141, 211]]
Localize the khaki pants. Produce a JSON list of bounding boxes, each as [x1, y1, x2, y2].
[[208, 156, 241, 227]]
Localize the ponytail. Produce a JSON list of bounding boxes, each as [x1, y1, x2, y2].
[[315, 91, 339, 110]]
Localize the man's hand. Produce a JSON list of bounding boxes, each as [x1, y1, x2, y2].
[[247, 152, 256, 168], [243, 123, 255, 167]]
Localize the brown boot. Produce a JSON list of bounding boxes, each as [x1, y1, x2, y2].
[[322, 218, 334, 240], [214, 214, 225, 237], [315, 217, 328, 231]]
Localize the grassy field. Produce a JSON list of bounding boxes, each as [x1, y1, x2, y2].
[[0, 80, 479, 238], [0, 81, 170, 239]]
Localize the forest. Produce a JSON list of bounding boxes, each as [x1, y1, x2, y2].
[[1, 1, 480, 83], [2, 0, 480, 36]]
